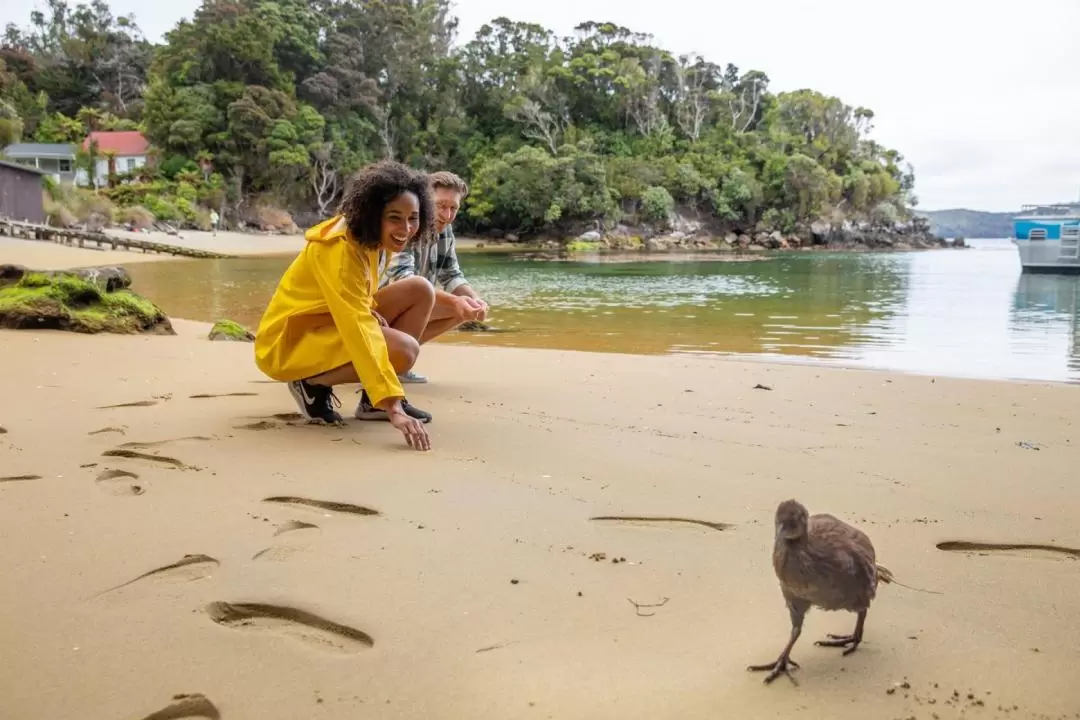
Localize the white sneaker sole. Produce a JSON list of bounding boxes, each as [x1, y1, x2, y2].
[[354, 408, 389, 421]]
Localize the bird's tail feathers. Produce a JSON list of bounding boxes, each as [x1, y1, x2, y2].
[[875, 563, 943, 595]]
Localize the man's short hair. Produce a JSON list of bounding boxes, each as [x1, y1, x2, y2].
[[429, 170, 469, 199]]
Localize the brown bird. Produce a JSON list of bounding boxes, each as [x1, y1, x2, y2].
[[748, 498, 890, 684]]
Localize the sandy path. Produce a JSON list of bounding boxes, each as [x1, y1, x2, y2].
[[0, 319, 1078, 719]]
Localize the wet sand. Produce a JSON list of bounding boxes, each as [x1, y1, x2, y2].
[[1, 241, 1079, 719]]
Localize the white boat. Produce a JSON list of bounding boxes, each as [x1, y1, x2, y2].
[[1012, 202, 1080, 273]]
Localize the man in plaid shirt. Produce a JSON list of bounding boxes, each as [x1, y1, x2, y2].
[[378, 170, 488, 384]]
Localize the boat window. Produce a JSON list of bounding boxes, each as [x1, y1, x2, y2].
[[1029, 229, 1047, 240]]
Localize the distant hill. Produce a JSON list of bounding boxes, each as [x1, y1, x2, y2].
[[916, 209, 1014, 239]]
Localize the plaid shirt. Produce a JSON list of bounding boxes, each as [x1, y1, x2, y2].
[[380, 223, 469, 292]]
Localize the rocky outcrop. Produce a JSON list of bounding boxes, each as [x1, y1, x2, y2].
[[208, 319, 255, 342], [559, 214, 964, 254], [0, 264, 174, 335]]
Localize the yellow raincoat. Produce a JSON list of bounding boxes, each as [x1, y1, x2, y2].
[[254, 215, 404, 407]]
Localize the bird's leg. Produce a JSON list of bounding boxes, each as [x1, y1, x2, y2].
[[748, 602, 806, 685], [815, 609, 866, 656]]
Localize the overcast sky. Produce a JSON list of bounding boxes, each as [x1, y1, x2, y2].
[[3, 0, 1077, 212]]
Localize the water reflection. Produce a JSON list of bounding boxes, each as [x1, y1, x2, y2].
[[125, 240, 1080, 383], [1011, 272, 1080, 380]]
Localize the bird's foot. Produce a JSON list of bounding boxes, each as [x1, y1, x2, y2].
[[747, 656, 800, 685], [815, 633, 861, 656]]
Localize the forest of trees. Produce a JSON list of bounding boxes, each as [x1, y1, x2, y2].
[[0, 0, 920, 238]]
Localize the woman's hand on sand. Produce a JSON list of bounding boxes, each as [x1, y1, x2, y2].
[[388, 407, 431, 451]]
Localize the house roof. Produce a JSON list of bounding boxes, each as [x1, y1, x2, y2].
[[3, 143, 77, 158], [0, 159, 48, 175], [82, 131, 149, 156]]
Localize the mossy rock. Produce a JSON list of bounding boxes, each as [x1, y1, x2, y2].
[[565, 239, 601, 253], [208, 319, 255, 342], [0, 264, 174, 335]]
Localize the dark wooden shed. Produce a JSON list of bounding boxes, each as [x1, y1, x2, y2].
[[0, 159, 46, 224]]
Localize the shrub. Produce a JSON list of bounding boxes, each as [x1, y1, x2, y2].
[[641, 185, 675, 224]]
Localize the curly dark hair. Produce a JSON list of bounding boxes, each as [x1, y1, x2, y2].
[[338, 160, 434, 249]]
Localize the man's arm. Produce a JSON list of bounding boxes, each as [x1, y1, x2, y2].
[[434, 228, 487, 317], [451, 283, 481, 301], [435, 226, 469, 294]]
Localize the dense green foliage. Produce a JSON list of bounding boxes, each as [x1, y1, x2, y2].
[[2, 0, 919, 236]]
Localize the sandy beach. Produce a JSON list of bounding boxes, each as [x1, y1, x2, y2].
[[1, 239, 1079, 720], [0, 228, 307, 270]]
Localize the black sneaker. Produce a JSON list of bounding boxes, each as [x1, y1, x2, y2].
[[287, 379, 344, 424], [353, 389, 432, 423]]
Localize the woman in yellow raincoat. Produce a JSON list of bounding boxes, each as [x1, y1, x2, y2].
[[254, 160, 436, 450]]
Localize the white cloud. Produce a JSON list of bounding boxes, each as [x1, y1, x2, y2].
[[4, 0, 1077, 210]]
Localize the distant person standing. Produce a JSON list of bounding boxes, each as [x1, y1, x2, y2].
[[210, 209, 220, 236], [377, 171, 488, 386]]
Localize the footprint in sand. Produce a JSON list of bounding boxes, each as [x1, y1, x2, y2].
[[138, 693, 220, 720], [274, 520, 319, 536], [0, 426, 7, 434], [234, 420, 280, 431], [263, 496, 380, 517], [233, 413, 308, 431], [189, 392, 258, 399], [589, 515, 734, 532], [936, 540, 1080, 561], [119, 437, 213, 449], [95, 468, 145, 496], [252, 521, 320, 562], [96, 394, 172, 410], [102, 449, 196, 470], [0, 474, 42, 483], [95, 554, 220, 597], [205, 601, 374, 652], [88, 426, 127, 436]]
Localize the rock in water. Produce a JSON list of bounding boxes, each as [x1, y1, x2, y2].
[[0, 264, 174, 335], [208, 319, 255, 342]]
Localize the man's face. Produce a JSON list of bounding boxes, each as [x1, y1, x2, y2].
[[433, 188, 462, 233]]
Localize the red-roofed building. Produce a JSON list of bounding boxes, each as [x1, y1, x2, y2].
[[78, 131, 152, 187]]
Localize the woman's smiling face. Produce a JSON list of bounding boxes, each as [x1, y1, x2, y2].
[[380, 191, 421, 253]]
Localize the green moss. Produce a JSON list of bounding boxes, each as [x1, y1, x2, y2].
[[208, 319, 255, 342], [565, 240, 601, 253], [0, 271, 173, 335]]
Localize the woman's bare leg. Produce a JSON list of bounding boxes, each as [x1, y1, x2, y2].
[[373, 276, 436, 340]]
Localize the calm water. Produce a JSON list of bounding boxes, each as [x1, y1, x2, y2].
[[126, 239, 1080, 384]]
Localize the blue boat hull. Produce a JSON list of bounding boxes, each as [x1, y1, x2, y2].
[[1013, 218, 1079, 241], [1012, 214, 1080, 273]]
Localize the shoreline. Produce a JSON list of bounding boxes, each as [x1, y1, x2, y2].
[[1, 317, 1079, 719], [6, 224, 968, 265]]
